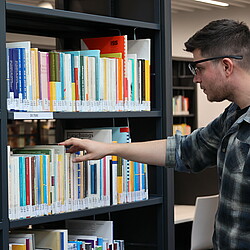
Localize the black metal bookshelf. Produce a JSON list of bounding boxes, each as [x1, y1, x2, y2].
[[1, 0, 174, 249]]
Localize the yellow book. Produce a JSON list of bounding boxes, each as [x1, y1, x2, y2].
[[130, 161, 134, 197], [101, 52, 122, 58], [10, 244, 26, 250], [71, 82, 76, 112], [47, 154, 51, 212], [117, 156, 124, 204], [145, 60, 150, 102], [49, 81, 56, 111]]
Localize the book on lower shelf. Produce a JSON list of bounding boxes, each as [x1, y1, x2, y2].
[[10, 219, 125, 250], [173, 123, 191, 135]]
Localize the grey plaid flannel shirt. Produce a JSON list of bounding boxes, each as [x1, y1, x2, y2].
[[167, 103, 250, 249]]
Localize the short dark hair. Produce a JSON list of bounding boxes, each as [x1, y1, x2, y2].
[[184, 19, 250, 70]]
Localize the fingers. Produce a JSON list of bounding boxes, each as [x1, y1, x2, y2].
[[72, 154, 91, 162], [59, 138, 97, 162], [58, 137, 85, 153]]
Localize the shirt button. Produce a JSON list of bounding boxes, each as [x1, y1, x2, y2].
[[222, 148, 226, 153]]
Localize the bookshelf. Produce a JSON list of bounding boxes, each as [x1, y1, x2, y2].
[[173, 60, 219, 249], [172, 59, 197, 134], [0, 0, 174, 249], [172, 59, 219, 206]]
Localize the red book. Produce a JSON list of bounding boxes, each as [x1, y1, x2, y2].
[[25, 156, 31, 218]]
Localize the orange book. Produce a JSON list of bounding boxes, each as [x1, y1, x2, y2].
[[10, 244, 26, 250], [81, 35, 128, 102]]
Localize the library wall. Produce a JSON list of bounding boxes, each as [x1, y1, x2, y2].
[[172, 5, 250, 127]]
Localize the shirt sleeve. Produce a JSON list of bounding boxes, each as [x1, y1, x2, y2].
[[165, 107, 229, 173]]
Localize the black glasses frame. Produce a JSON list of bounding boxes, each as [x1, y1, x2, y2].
[[188, 55, 243, 76]]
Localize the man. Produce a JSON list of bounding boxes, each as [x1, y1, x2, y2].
[[60, 19, 250, 249]]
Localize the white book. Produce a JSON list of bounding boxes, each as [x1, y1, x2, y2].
[[127, 54, 138, 110], [109, 58, 117, 111], [63, 53, 73, 111], [9, 233, 35, 250]]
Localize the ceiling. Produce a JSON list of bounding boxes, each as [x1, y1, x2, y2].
[[6, 0, 250, 14], [171, 0, 250, 13]]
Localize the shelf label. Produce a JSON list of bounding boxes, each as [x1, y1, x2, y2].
[[14, 112, 54, 120]]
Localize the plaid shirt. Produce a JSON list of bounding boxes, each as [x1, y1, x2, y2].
[[166, 103, 250, 249]]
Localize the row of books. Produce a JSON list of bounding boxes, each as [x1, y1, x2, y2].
[[9, 219, 124, 250], [8, 127, 148, 220], [6, 35, 151, 112], [173, 123, 191, 135], [172, 95, 190, 115]]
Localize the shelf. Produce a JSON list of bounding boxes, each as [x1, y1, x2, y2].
[[6, 3, 160, 37], [10, 196, 163, 229], [8, 111, 162, 120], [173, 75, 193, 79], [173, 86, 195, 91], [173, 113, 195, 118]]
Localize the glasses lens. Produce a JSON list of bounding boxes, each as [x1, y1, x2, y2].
[[188, 63, 196, 76]]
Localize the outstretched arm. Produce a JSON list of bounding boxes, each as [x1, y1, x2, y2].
[[59, 138, 167, 166]]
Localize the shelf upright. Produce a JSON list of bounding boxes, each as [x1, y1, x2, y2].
[[159, 0, 175, 249], [0, 1, 9, 249]]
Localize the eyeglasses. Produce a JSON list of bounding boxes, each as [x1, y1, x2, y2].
[[188, 55, 243, 76]]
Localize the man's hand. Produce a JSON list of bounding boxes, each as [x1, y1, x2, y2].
[[59, 137, 112, 162]]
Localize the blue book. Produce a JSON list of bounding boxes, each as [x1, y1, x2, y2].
[[9, 48, 19, 111], [56, 81, 62, 111], [91, 162, 97, 194], [8, 48, 14, 100], [60, 231, 64, 250], [134, 162, 140, 194], [68, 241, 82, 250], [64, 51, 82, 102], [19, 156, 26, 208], [11, 48, 19, 100], [19, 47, 27, 111], [42, 154, 48, 204], [36, 155, 41, 206], [20, 48, 27, 100], [6, 48, 10, 99]]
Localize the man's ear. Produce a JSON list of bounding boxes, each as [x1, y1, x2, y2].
[[222, 58, 234, 76]]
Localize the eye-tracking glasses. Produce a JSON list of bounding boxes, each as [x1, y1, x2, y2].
[[188, 55, 243, 76]]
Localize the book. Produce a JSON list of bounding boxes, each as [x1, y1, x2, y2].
[[128, 39, 151, 110], [9, 244, 26, 250], [9, 233, 35, 250], [31, 48, 40, 111], [65, 128, 112, 208], [66, 219, 113, 245], [38, 51, 50, 111], [15, 229, 67, 250], [6, 41, 32, 111]]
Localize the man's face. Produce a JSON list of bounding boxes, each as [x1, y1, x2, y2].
[[192, 49, 231, 103]]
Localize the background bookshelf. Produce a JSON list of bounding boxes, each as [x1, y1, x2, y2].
[[0, 0, 173, 249], [172, 59, 197, 134], [172, 59, 219, 206]]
